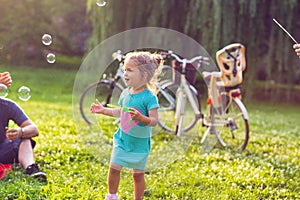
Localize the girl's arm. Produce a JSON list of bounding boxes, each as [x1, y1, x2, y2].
[[90, 99, 121, 117], [130, 108, 158, 126]]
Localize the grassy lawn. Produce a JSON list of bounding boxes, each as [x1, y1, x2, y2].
[[0, 65, 299, 199]]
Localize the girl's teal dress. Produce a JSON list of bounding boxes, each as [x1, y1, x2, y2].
[[111, 88, 159, 170]]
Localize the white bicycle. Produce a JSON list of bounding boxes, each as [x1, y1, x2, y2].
[[158, 44, 249, 150]]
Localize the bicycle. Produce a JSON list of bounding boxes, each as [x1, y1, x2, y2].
[[157, 51, 207, 135], [158, 43, 249, 150], [79, 50, 173, 125]]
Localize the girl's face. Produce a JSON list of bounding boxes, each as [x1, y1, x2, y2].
[[123, 60, 146, 89]]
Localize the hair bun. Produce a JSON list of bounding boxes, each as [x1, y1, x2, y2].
[[151, 54, 163, 68]]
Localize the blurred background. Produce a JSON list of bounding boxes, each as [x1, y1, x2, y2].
[[0, 0, 300, 104]]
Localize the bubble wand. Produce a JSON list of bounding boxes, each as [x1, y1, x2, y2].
[[6, 120, 14, 135], [8, 120, 14, 129], [106, 104, 134, 123], [273, 18, 298, 44], [106, 104, 133, 112]]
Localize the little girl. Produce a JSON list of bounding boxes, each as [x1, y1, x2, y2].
[[90, 51, 162, 200]]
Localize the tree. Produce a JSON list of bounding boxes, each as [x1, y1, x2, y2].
[[86, 0, 300, 102]]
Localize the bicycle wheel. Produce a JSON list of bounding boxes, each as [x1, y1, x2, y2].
[[213, 96, 249, 150], [157, 80, 199, 133], [79, 80, 124, 125]]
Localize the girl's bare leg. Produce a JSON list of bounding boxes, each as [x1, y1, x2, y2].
[[108, 163, 122, 194], [132, 169, 145, 200]]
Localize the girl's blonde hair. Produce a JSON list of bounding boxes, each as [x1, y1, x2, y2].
[[124, 51, 163, 94]]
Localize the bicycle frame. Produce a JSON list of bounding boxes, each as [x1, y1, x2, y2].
[[175, 67, 202, 136], [164, 51, 209, 136], [102, 64, 125, 106]]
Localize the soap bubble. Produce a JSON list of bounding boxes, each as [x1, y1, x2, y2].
[[42, 34, 52, 46], [96, 0, 107, 6], [0, 84, 8, 98], [46, 53, 56, 63], [18, 86, 31, 101]]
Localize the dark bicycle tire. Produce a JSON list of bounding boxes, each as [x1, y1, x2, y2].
[[157, 80, 199, 133], [79, 80, 124, 125], [213, 97, 249, 150]]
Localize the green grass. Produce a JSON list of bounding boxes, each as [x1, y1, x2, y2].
[[0, 65, 299, 199], [1, 65, 76, 103]]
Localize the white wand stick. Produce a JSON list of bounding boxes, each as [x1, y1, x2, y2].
[[273, 18, 298, 44]]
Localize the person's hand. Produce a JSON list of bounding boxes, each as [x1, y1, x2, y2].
[[6, 127, 21, 141], [90, 99, 104, 114], [293, 44, 300, 57], [129, 107, 142, 121], [0, 72, 12, 87]]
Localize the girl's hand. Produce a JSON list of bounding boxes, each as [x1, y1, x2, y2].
[[6, 127, 21, 141], [129, 107, 142, 121], [90, 99, 104, 114]]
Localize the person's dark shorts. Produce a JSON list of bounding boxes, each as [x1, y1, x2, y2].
[[0, 138, 36, 164]]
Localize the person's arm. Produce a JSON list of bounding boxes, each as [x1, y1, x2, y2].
[[90, 99, 121, 117], [0, 72, 12, 87], [130, 108, 158, 126], [293, 44, 300, 57], [6, 119, 38, 141]]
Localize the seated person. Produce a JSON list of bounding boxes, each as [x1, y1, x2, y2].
[[0, 72, 46, 181], [0, 98, 46, 181]]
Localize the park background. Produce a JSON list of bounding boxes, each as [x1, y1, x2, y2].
[[1, 0, 300, 103], [0, 0, 299, 199]]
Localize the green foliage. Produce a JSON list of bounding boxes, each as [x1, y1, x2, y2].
[[0, 66, 299, 199], [0, 0, 90, 66], [249, 80, 300, 104], [54, 55, 83, 70]]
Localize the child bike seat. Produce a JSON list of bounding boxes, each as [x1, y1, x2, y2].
[[216, 43, 246, 87]]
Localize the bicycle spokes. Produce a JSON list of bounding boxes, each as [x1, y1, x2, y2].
[[212, 98, 249, 150]]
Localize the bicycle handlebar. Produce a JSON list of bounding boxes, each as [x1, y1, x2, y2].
[[113, 50, 210, 67], [160, 51, 210, 66], [112, 50, 125, 62]]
